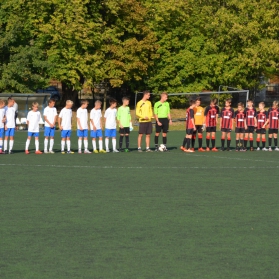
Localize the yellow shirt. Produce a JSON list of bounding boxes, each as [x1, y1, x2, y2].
[[194, 106, 204, 125], [136, 100, 153, 122]]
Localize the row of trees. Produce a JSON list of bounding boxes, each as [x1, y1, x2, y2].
[[1, 0, 279, 100]]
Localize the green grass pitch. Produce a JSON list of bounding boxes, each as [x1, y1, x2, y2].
[[1, 131, 279, 279]]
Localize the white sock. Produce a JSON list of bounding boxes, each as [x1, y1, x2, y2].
[[92, 140, 96, 151], [44, 139, 48, 151], [35, 140, 39, 151], [9, 140, 14, 151], [49, 139, 54, 151], [25, 139, 30, 150], [67, 140, 70, 151], [4, 140, 7, 151], [99, 140, 103, 150], [105, 138, 109, 150], [78, 139, 82, 150], [112, 139, 116, 150], [0, 139, 3, 149], [61, 140, 65, 151], [84, 140, 88, 150]]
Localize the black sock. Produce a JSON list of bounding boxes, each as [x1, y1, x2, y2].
[[221, 139, 225, 148], [192, 138, 195, 148], [269, 138, 272, 147], [227, 139, 231, 148], [182, 138, 187, 147], [240, 139, 244, 149], [119, 135, 123, 149], [262, 141, 266, 148], [206, 138, 210, 148], [155, 136, 159, 145], [244, 139, 247, 148], [211, 139, 215, 148], [198, 138, 202, 148], [125, 135, 129, 148], [236, 140, 238, 149], [256, 141, 260, 148], [186, 138, 191, 149], [163, 136, 167, 145], [275, 138, 278, 147]]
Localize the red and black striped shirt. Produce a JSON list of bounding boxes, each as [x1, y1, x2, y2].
[[186, 108, 195, 129], [204, 105, 219, 127], [244, 108, 257, 126], [256, 111, 268, 129], [220, 108, 234, 129], [268, 108, 279, 129], [235, 110, 246, 128]]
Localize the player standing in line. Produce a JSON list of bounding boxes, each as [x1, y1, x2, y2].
[[0, 100, 6, 154], [104, 98, 119, 153], [4, 98, 16, 154], [117, 96, 133, 152], [90, 100, 106, 154], [136, 90, 153, 152], [25, 102, 43, 154], [234, 102, 247, 152], [204, 98, 219, 151], [265, 100, 279, 151], [192, 97, 205, 151], [154, 92, 172, 152], [220, 98, 234, 151], [256, 102, 268, 151], [244, 99, 257, 151], [180, 100, 196, 153], [43, 99, 57, 154], [77, 100, 91, 154], [58, 100, 74, 154]]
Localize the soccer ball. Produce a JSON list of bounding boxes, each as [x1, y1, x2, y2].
[[158, 144, 166, 152]]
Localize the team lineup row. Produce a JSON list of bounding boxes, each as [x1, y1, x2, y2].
[[0, 92, 279, 154]]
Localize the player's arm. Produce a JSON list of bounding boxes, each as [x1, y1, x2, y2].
[[44, 115, 53, 128], [136, 102, 143, 119], [77, 117, 82, 130], [167, 103, 172, 124], [53, 114, 57, 126], [190, 110, 196, 130], [117, 109, 123, 128], [263, 110, 270, 128], [58, 116, 63, 130]]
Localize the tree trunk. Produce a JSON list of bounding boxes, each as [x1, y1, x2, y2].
[[61, 82, 80, 109]]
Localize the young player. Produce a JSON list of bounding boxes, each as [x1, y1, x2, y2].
[[43, 99, 57, 153], [104, 98, 119, 153], [265, 100, 279, 151], [180, 100, 196, 153], [117, 96, 133, 152], [219, 98, 234, 151], [256, 102, 268, 151], [58, 100, 74, 154], [25, 102, 43, 154], [0, 99, 6, 154], [4, 98, 16, 154], [90, 100, 106, 153], [192, 97, 205, 151], [234, 102, 247, 151], [154, 92, 172, 152], [136, 90, 153, 152], [244, 99, 257, 151], [204, 98, 219, 151], [77, 100, 91, 154]]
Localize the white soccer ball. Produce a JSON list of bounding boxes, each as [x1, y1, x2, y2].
[[158, 144, 166, 152]]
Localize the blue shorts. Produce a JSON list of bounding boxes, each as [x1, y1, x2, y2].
[[61, 130, 72, 138], [28, 132, 39, 137], [0, 128, 4, 138], [91, 129, 102, 138], [44, 127, 56, 137], [77, 129, 88, 138], [5, 128, 15, 137], [105, 128, 117, 138]]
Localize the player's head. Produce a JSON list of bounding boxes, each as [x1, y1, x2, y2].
[[122, 96, 130, 106], [0, 99, 5, 109], [160, 92, 168, 102], [247, 99, 254, 107], [210, 98, 217, 106], [259, 102, 265, 110], [237, 102, 244, 111], [32, 102, 39, 111], [65, 100, 73, 109], [195, 97, 201, 106], [80, 99, 89, 108], [7, 97, 15, 106], [272, 100, 278, 108], [94, 100, 102, 109], [142, 90, 150, 100], [48, 98, 56, 108], [225, 98, 231, 107], [109, 98, 117, 108], [189, 99, 195, 107]]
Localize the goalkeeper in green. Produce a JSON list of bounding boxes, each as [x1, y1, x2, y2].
[[154, 92, 172, 151], [117, 96, 132, 152]]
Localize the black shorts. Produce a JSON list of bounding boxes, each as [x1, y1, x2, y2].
[[256, 128, 266, 135], [155, 118, 169, 133], [235, 128, 245, 133], [269, 128, 278, 134], [186, 129, 194, 135], [139, 122, 152, 135], [245, 126, 255, 133], [206, 127, 216, 133], [119, 127, 130, 135], [221, 128, 232, 133]]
